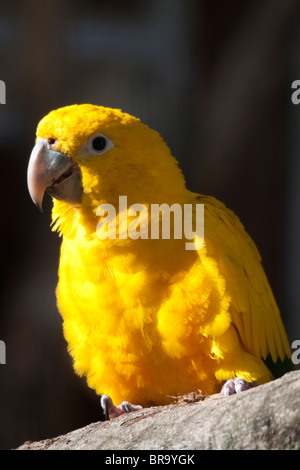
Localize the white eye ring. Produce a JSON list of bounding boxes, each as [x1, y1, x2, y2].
[[78, 133, 114, 159]]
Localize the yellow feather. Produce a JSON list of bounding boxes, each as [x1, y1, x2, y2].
[[33, 104, 291, 406]]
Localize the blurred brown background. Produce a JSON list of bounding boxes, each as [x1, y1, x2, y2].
[[0, 0, 300, 450]]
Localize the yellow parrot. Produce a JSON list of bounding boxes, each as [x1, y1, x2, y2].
[[27, 104, 292, 420]]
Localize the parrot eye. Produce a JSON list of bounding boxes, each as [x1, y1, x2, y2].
[[92, 136, 107, 151], [78, 133, 114, 159], [78, 134, 114, 160]]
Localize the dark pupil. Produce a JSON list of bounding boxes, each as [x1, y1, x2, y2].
[[92, 136, 106, 151]]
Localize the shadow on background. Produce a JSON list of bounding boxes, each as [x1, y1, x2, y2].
[[0, 0, 300, 449]]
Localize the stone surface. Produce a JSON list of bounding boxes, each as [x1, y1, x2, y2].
[[16, 370, 300, 450]]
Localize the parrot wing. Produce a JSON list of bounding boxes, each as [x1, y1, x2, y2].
[[198, 195, 291, 371]]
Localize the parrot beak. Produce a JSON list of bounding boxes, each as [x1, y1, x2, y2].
[[27, 138, 82, 212]]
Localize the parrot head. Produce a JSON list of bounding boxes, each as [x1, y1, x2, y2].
[[27, 104, 186, 217]]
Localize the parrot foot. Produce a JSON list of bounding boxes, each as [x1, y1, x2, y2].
[[100, 394, 143, 421], [221, 377, 257, 396]]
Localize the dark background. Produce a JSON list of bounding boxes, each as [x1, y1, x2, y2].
[[0, 0, 300, 450]]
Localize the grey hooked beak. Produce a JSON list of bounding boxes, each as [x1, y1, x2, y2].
[[27, 138, 82, 212]]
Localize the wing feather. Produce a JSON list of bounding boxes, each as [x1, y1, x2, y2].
[[197, 195, 290, 363]]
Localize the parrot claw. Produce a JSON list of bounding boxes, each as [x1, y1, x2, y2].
[[100, 394, 143, 421], [121, 401, 132, 414], [221, 377, 257, 396]]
